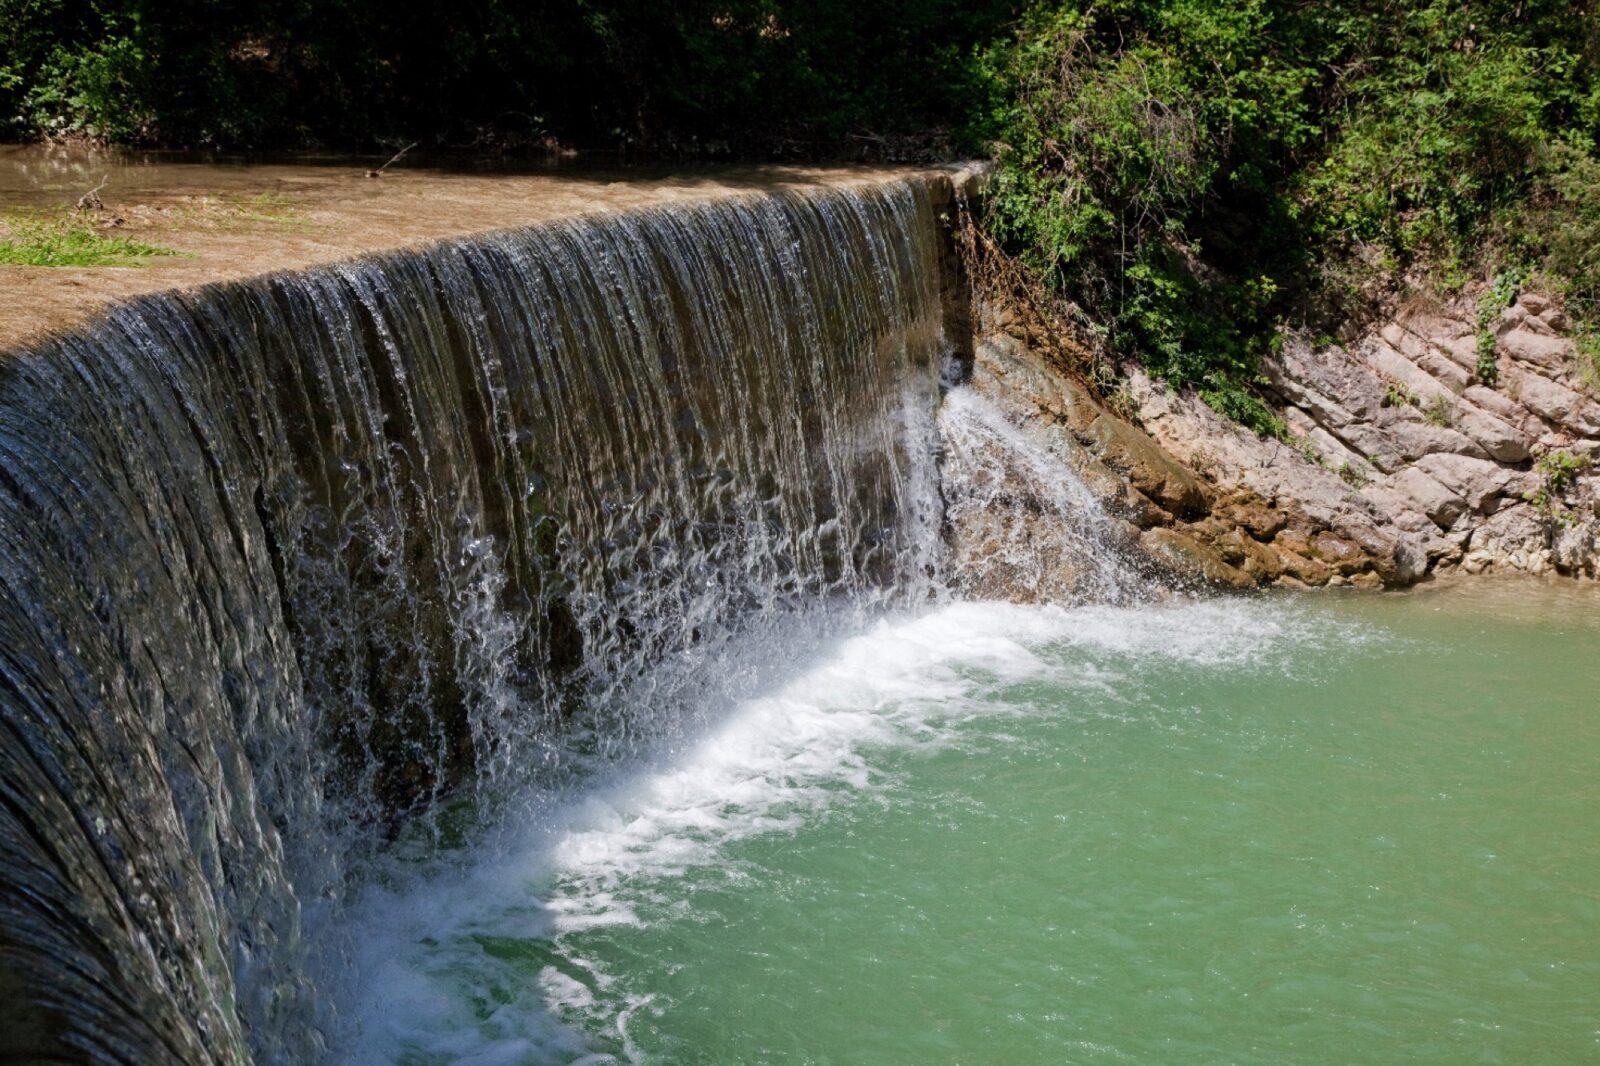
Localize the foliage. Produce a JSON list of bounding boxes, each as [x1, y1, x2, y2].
[[1539, 147, 1600, 322], [1420, 393, 1457, 428], [1524, 448, 1592, 521], [1338, 461, 1370, 489], [8, 0, 1600, 434], [1474, 268, 1522, 386], [978, 2, 1311, 434], [980, 0, 1600, 433], [1383, 380, 1420, 408], [1288, 433, 1324, 468], [0, 211, 178, 265], [0, 0, 1015, 153], [1576, 333, 1600, 395]]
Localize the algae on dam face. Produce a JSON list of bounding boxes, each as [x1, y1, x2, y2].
[[343, 581, 1600, 1064], [0, 176, 949, 1062]]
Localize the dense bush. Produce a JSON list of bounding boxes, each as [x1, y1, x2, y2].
[[980, 0, 1600, 432], [6, 1, 1599, 429], [1538, 146, 1600, 324], [0, 0, 1014, 153]]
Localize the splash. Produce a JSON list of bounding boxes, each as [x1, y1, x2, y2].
[[0, 178, 950, 1061], [938, 387, 1157, 605]]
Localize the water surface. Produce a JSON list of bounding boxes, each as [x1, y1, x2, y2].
[[344, 581, 1600, 1063]]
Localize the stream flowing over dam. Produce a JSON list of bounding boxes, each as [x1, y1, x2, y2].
[[5, 166, 1600, 1066], [0, 176, 972, 1062]]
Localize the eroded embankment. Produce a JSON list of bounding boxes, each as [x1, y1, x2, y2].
[[973, 291, 1600, 588]]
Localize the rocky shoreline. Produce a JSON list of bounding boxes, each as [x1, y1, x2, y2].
[[973, 287, 1600, 589]]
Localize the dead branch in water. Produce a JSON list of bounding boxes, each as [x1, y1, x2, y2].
[[366, 141, 418, 178], [76, 174, 109, 213]]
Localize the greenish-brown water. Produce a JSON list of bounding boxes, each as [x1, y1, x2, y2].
[[342, 581, 1600, 1063]]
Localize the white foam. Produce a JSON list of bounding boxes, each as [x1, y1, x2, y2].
[[333, 595, 1368, 1060], [543, 598, 1363, 889]]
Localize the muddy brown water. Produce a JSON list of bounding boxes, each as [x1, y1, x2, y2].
[[0, 143, 926, 351]]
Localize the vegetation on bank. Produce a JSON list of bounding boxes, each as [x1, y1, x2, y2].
[[977, 0, 1600, 432], [0, 211, 178, 266], [0, 0, 1009, 156], [4, 1, 1599, 428]]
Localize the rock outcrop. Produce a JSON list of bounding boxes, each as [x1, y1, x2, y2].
[[971, 336, 1413, 590], [975, 284, 1600, 588], [1256, 292, 1598, 579]]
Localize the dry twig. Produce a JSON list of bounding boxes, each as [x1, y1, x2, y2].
[[366, 141, 418, 178], [76, 174, 109, 213]]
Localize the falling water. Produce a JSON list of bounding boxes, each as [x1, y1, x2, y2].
[[0, 177, 953, 1062], [938, 387, 1155, 605]]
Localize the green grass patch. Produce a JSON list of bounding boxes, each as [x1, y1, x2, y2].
[[0, 212, 182, 267]]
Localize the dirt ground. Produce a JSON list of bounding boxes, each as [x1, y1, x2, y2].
[[0, 144, 925, 352]]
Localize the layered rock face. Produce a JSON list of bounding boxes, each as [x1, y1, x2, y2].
[[975, 287, 1600, 588], [971, 337, 1420, 590], [1258, 292, 1598, 580]]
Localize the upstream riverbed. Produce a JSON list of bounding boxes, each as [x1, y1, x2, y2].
[[0, 143, 922, 350], [339, 580, 1600, 1064]]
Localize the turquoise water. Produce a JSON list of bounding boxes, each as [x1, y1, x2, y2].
[[343, 582, 1600, 1064]]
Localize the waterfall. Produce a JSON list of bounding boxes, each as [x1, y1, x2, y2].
[[0, 177, 951, 1062], [939, 388, 1156, 605]]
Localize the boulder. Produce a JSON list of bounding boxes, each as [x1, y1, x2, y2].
[[1366, 339, 1459, 403], [1552, 521, 1598, 576], [1434, 332, 1480, 372], [1372, 413, 1491, 463], [1497, 327, 1572, 373], [1461, 384, 1538, 431], [1379, 467, 1470, 529], [1212, 527, 1287, 581], [1463, 502, 1545, 566], [1506, 367, 1600, 435], [1310, 531, 1371, 576], [1518, 292, 1552, 315], [1139, 527, 1254, 588], [1355, 481, 1438, 534], [1076, 457, 1171, 528], [1218, 499, 1288, 541], [1272, 528, 1338, 584], [1268, 343, 1386, 424], [1452, 403, 1532, 463], [1085, 413, 1208, 518], [1381, 321, 1466, 384], [1411, 453, 1518, 514], [975, 337, 1103, 433], [1327, 518, 1412, 583]]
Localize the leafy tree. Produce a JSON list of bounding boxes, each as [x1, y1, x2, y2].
[[979, 0, 1600, 432]]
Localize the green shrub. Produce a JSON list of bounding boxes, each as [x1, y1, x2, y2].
[[1524, 448, 1592, 521], [0, 213, 178, 266], [0, 0, 1015, 151], [1538, 145, 1600, 330], [981, 3, 1313, 434], [1338, 461, 1371, 489], [1473, 268, 1522, 386], [1420, 393, 1458, 428], [1384, 381, 1420, 408], [979, 0, 1600, 435]]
